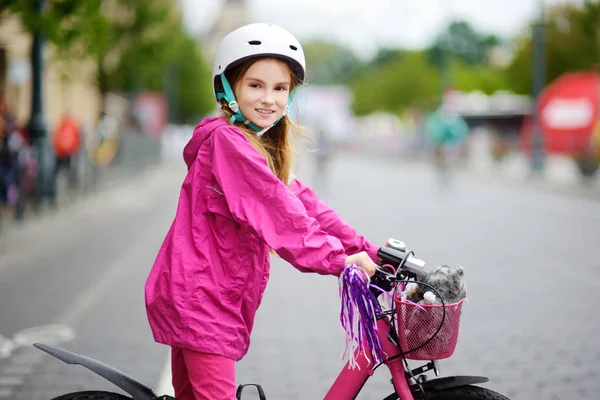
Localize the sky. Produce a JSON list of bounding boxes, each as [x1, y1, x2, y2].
[[180, 0, 582, 59]]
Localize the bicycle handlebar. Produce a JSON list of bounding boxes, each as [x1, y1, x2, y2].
[[370, 245, 427, 293], [377, 246, 426, 277]]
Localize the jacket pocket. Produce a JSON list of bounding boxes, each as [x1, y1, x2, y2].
[[205, 189, 255, 304]]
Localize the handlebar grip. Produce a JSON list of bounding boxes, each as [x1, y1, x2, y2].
[[371, 266, 396, 293], [377, 246, 426, 277]]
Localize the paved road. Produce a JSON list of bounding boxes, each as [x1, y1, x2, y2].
[[1, 151, 599, 400]]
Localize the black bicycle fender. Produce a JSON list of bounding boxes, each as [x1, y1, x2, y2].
[[421, 375, 490, 391], [34, 343, 158, 400]]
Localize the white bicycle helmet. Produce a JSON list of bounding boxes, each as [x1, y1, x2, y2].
[[212, 23, 306, 97], [212, 23, 306, 135]]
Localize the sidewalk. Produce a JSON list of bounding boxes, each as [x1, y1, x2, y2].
[[0, 128, 170, 239], [0, 160, 181, 249]]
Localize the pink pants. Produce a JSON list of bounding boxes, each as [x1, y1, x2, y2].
[[171, 347, 237, 400]]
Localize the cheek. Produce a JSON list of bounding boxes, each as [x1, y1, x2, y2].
[[237, 88, 251, 103], [237, 91, 257, 110], [276, 92, 290, 104]]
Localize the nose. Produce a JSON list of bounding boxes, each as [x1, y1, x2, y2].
[[260, 90, 274, 105]]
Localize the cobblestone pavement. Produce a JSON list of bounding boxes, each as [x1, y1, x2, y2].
[[1, 153, 599, 400]]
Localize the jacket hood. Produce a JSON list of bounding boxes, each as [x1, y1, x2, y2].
[[183, 117, 229, 168]]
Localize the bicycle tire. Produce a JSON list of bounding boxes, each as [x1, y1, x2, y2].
[[382, 385, 510, 400], [426, 385, 510, 399], [50, 391, 131, 400]]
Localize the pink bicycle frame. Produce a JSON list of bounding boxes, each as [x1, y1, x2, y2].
[[324, 317, 413, 400]]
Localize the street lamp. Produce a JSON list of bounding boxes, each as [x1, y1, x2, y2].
[[26, 0, 56, 209], [531, 0, 546, 172]]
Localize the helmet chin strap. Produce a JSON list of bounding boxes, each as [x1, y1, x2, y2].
[[217, 74, 295, 137], [255, 104, 290, 137]]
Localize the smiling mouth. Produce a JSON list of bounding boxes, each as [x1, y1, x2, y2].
[[256, 109, 274, 115]]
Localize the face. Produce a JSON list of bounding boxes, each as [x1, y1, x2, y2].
[[235, 58, 292, 129]]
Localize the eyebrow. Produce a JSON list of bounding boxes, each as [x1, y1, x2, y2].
[[245, 77, 290, 86]]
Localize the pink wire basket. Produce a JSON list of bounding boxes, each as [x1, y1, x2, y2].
[[394, 297, 465, 360]]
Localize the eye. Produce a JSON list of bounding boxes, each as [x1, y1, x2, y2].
[[275, 86, 288, 92], [249, 83, 261, 88]]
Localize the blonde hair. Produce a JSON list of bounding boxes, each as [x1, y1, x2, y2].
[[218, 57, 304, 185]]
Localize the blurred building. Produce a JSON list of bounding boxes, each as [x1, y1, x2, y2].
[[203, 0, 250, 59], [444, 89, 532, 138], [0, 13, 101, 132]]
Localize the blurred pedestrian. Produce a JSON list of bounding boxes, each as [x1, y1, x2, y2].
[[424, 103, 469, 182], [52, 113, 81, 178], [0, 100, 21, 209], [144, 23, 378, 400], [313, 125, 333, 185]]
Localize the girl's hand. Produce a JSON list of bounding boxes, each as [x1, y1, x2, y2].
[[345, 251, 377, 278]]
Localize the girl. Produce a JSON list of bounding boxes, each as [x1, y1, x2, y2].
[[145, 23, 379, 400]]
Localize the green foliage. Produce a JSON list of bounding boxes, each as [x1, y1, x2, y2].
[[302, 40, 363, 84], [350, 52, 440, 116], [1, 0, 113, 59], [2, 0, 214, 121], [349, 20, 510, 117], [427, 20, 502, 67], [451, 58, 509, 94], [506, 2, 600, 94], [370, 47, 406, 68], [170, 35, 214, 123], [350, 3, 600, 117]]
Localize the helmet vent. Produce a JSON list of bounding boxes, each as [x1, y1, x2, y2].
[[248, 40, 262, 45], [289, 45, 298, 51]]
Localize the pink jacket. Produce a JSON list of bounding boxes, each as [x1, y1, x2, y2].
[[144, 117, 378, 361]]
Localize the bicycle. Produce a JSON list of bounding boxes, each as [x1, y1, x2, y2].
[[33, 239, 510, 399]]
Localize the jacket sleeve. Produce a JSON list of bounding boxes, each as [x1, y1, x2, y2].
[[210, 126, 348, 276], [288, 178, 379, 262]]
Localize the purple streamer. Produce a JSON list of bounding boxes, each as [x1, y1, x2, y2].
[[339, 264, 386, 369], [369, 283, 387, 293]]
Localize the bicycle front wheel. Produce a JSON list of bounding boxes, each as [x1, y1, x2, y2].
[[427, 385, 510, 399], [50, 391, 132, 400]]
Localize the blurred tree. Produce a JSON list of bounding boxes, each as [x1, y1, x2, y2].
[[102, 2, 213, 122], [581, 0, 600, 60], [506, 3, 600, 94], [168, 34, 214, 123], [0, 0, 214, 121], [427, 20, 501, 67], [340, 20, 516, 117], [1, 0, 115, 96], [302, 40, 363, 85], [370, 47, 406, 68], [349, 47, 405, 82], [350, 51, 440, 116], [451, 58, 509, 94]]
